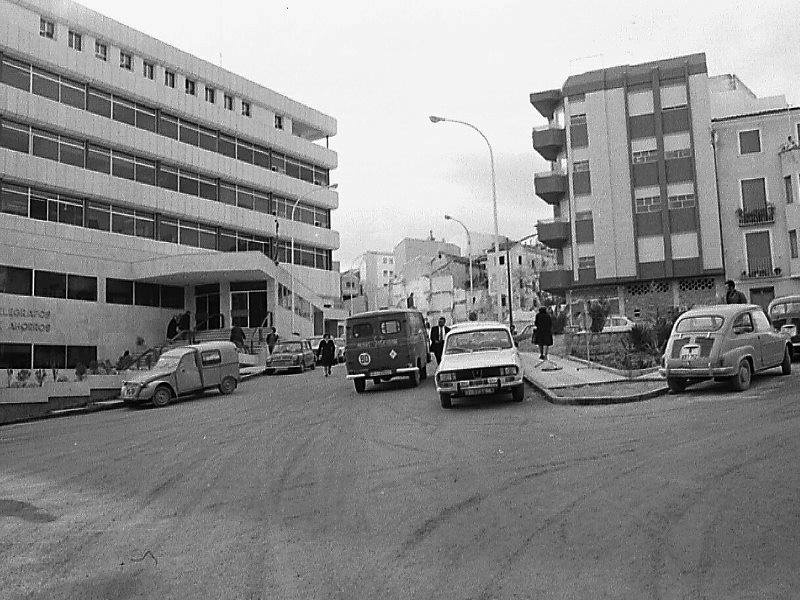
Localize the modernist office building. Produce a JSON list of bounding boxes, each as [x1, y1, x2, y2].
[[531, 53, 726, 318], [0, 0, 342, 369]]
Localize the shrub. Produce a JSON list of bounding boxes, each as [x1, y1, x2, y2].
[[552, 309, 567, 335], [74, 363, 87, 381], [88, 360, 99, 375], [6, 368, 12, 388], [628, 323, 655, 354], [57, 375, 69, 382], [34, 369, 47, 387], [51, 368, 59, 382], [588, 300, 610, 333], [16, 369, 31, 384]]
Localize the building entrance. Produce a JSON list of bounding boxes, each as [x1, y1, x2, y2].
[[195, 283, 222, 331], [231, 281, 271, 328]]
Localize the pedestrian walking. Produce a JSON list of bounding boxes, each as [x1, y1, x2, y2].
[[533, 307, 553, 360], [725, 280, 748, 304], [230, 325, 247, 351], [429, 316, 450, 363], [317, 333, 336, 376], [266, 327, 278, 354]]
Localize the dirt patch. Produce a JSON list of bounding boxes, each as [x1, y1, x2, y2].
[[551, 381, 666, 398]]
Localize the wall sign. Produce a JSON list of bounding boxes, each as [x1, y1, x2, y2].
[[0, 306, 53, 333]]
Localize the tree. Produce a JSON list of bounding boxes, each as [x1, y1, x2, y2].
[[588, 299, 611, 333]]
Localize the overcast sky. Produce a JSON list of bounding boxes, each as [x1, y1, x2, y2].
[[81, 0, 800, 269]]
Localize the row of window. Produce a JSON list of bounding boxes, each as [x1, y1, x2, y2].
[[578, 256, 596, 270], [0, 117, 330, 228], [632, 148, 691, 164], [634, 193, 697, 214], [37, 17, 277, 124], [0, 264, 185, 308], [0, 55, 326, 184], [0, 342, 96, 370], [0, 181, 333, 270]]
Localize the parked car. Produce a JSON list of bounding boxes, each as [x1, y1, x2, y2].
[[579, 315, 636, 333], [435, 322, 525, 408], [265, 340, 316, 374], [660, 304, 791, 393], [512, 323, 535, 344], [307, 336, 324, 363], [345, 308, 430, 393], [333, 337, 346, 363], [121, 341, 240, 407], [767, 295, 800, 357]]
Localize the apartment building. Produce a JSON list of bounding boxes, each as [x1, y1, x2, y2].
[[531, 53, 726, 320], [354, 251, 394, 310], [0, 0, 341, 368], [486, 241, 556, 317]]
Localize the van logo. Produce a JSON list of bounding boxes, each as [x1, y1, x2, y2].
[[389, 349, 397, 360], [359, 352, 371, 366]]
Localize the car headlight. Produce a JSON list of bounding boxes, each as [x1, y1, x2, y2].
[[438, 372, 456, 383], [500, 366, 518, 376]]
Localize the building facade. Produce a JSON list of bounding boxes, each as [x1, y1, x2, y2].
[[355, 251, 394, 310], [531, 53, 726, 320], [393, 236, 461, 279], [486, 241, 556, 317], [0, 0, 341, 369]]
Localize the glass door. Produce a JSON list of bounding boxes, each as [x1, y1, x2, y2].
[[231, 292, 249, 327]]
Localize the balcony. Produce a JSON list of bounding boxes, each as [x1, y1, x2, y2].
[[534, 170, 568, 205], [537, 218, 571, 248], [737, 204, 775, 227], [531, 125, 566, 162], [529, 89, 563, 120], [742, 257, 778, 279], [538, 268, 573, 292]]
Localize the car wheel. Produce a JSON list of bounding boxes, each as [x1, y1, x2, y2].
[[511, 384, 524, 402], [218, 376, 237, 395], [354, 379, 366, 393], [298, 361, 305, 374], [781, 346, 792, 375], [440, 392, 452, 409], [151, 385, 172, 408], [310, 361, 316, 370], [667, 377, 687, 393], [408, 368, 420, 387], [730, 359, 752, 391]]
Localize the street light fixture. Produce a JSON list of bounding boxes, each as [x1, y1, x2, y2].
[[288, 183, 338, 336], [444, 214, 474, 309], [429, 115, 501, 321]]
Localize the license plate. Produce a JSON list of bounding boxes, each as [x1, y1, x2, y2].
[[680, 345, 700, 360], [371, 370, 391, 377], [124, 387, 136, 397], [465, 387, 491, 396]]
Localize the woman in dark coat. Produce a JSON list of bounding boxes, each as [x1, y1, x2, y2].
[[533, 307, 554, 360], [317, 334, 336, 376]]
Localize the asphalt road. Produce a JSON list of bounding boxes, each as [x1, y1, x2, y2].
[[2, 362, 800, 599]]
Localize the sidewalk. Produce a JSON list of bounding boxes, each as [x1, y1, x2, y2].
[[520, 352, 668, 405]]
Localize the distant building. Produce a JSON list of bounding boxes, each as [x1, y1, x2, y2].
[[355, 251, 394, 310], [486, 242, 556, 319], [340, 269, 361, 301], [393, 235, 460, 278]]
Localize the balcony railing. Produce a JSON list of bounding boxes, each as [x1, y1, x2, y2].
[[737, 204, 775, 226], [743, 257, 778, 278]]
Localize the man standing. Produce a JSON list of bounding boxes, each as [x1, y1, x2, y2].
[[265, 327, 278, 354], [429, 316, 450, 364], [725, 280, 748, 304]]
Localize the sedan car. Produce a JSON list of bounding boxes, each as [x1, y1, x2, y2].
[[660, 304, 791, 392], [265, 340, 316, 374], [435, 322, 524, 408]]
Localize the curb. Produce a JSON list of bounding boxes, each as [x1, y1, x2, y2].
[[550, 353, 661, 379], [3, 398, 125, 427], [523, 373, 669, 406]]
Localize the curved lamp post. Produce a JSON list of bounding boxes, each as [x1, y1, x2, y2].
[[288, 183, 338, 336], [429, 115, 501, 321], [444, 214, 474, 308]]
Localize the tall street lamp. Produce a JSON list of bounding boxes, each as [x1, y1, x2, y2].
[[444, 214, 474, 309], [429, 115, 501, 321], [288, 183, 338, 336]]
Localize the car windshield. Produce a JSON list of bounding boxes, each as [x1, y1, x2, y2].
[[445, 329, 513, 354], [273, 342, 301, 353], [154, 351, 190, 370], [770, 302, 800, 317], [675, 315, 724, 333]]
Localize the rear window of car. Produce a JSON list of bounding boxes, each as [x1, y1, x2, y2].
[[350, 323, 373, 338], [380, 320, 401, 334], [770, 302, 800, 317], [675, 315, 724, 333], [201, 350, 222, 365], [273, 342, 301, 353]]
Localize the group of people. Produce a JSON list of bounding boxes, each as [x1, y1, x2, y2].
[[166, 311, 193, 343]]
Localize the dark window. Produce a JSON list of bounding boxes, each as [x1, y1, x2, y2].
[[112, 98, 136, 125], [160, 285, 184, 309], [0, 120, 30, 153], [135, 212, 155, 238], [1, 57, 31, 91], [198, 226, 216, 249], [56, 198, 83, 226], [39, 18, 55, 39], [219, 183, 236, 205], [661, 106, 690, 134], [739, 129, 761, 154], [179, 222, 199, 247], [179, 121, 199, 146], [253, 146, 270, 168], [66, 346, 96, 369], [179, 171, 199, 196], [285, 159, 300, 178], [499, 255, 505, 265], [135, 158, 156, 185], [198, 127, 217, 151], [111, 208, 135, 235], [34, 345, 66, 369], [119, 52, 132, 71], [237, 187, 254, 209], [87, 88, 112, 117], [111, 152, 135, 180], [31, 67, 59, 101], [629, 113, 655, 139], [59, 136, 85, 167], [185, 78, 196, 95], [236, 142, 254, 163], [34, 270, 67, 298], [106, 278, 133, 304], [254, 192, 270, 214], [135, 106, 157, 132], [158, 218, 178, 243], [134, 282, 160, 307], [0, 343, 32, 369], [224, 94, 234, 110], [60, 78, 85, 109], [164, 70, 175, 88], [201, 350, 222, 365], [68, 31, 82, 51], [219, 230, 236, 252], [158, 165, 179, 190], [314, 168, 329, 186], [67, 274, 97, 301], [94, 41, 107, 61], [0, 265, 32, 295], [29, 189, 48, 220], [274, 114, 283, 129], [380, 320, 401, 335], [142, 61, 154, 80], [159, 113, 179, 139], [741, 178, 767, 212], [242, 101, 251, 116], [198, 177, 216, 201], [87, 145, 111, 173], [32, 128, 59, 160], [299, 165, 314, 183], [85, 201, 110, 230], [219, 134, 236, 158], [350, 323, 373, 338], [790, 230, 798, 259], [786, 175, 794, 204], [570, 122, 588, 148]]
